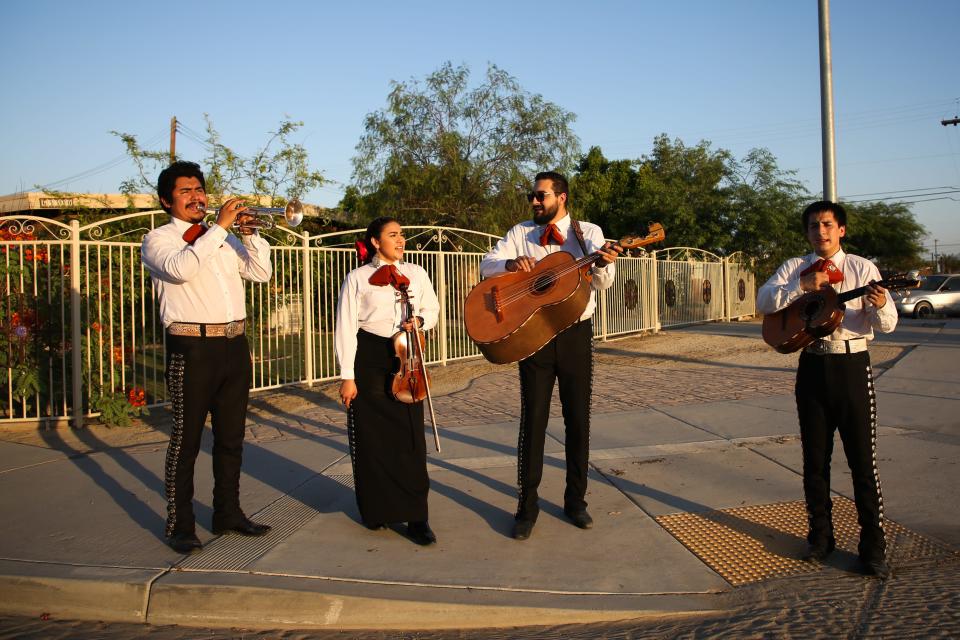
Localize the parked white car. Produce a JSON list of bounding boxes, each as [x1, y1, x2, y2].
[[893, 274, 960, 318]]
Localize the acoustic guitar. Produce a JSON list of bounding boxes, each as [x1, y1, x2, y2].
[[761, 276, 918, 354], [465, 223, 665, 364]]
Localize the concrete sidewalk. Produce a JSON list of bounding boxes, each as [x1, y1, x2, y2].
[[0, 319, 957, 630]]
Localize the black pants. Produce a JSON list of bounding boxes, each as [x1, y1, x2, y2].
[[347, 330, 429, 526], [795, 350, 885, 560], [164, 332, 252, 537], [516, 320, 593, 519]]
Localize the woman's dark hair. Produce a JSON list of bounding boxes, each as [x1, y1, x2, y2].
[[802, 200, 847, 229], [361, 216, 399, 264], [156, 161, 206, 213]]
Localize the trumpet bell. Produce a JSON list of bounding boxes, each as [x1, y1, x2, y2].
[[283, 200, 304, 227], [231, 199, 304, 230]]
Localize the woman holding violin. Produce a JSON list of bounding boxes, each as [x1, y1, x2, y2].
[[334, 216, 441, 546]]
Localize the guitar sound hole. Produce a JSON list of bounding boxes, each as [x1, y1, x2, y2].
[[533, 275, 555, 294], [801, 298, 823, 321]]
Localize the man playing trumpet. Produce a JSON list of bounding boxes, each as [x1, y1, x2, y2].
[[141, 161, 273, 554]]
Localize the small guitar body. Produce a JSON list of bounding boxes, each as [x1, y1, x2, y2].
[[762, 287, 844, 354], [464, 252, 591, 364], [762, 276, 918, 354]]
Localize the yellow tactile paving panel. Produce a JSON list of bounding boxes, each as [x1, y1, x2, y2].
[[656, 498, 956, 586]]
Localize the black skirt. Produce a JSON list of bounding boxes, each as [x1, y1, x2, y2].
[[347, 329, 429, 525]]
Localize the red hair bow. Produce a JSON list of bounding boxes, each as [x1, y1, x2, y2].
[[354, 240, 370, 263]]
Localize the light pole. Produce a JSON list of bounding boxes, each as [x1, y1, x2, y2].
[[818, 0, 837, 202]]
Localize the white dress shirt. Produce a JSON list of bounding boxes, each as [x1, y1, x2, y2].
[[335, 259, 441, 380], [756, 249, 898, 340], [479, 214, 616, 321], [141, 217, 272, 327]]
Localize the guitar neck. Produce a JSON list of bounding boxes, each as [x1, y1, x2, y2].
[[576, 253, 605, 269], [836, 279, 910, 304], [574, 241, 625, 269]]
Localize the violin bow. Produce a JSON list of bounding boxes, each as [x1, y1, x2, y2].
[[412, 320, 441, 452]]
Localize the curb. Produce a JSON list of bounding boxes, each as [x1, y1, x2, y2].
[[0, 561, 729, 630]]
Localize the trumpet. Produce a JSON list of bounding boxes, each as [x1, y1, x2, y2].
[[207, 200, 304, 230]]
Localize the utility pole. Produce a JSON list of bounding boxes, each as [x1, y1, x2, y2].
[[169, 116, 177, 164], [818, 0, 837, 202], [934, 239, 940, 272]]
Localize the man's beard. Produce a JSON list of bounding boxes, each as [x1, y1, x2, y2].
[[532, 202, 558, 225]]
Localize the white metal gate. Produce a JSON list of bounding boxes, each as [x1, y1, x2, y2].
[[0, 213, 756, 425]]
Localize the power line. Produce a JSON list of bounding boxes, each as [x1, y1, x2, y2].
[[842, 189, 960, 203], [841, 185, 958, 197], [38, 130, 167, 191]]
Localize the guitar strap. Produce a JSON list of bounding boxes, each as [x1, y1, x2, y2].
[[570, 218, 590, 258]]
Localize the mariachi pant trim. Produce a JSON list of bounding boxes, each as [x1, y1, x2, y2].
[[163, 332, 252, 537], [795, 350, 885, 560]]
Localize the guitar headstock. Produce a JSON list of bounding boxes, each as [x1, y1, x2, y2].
[[619, 222, 665, 250]]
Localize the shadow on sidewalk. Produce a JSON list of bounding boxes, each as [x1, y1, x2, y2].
[[602, 470, 811, 564], [39, 428, 169, 542], [598, 346, 792, 373]]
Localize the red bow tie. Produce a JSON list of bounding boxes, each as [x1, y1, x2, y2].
[[182, 224, 206, 245], [800, 258, 843, 284], [539, 223, 564, 246], [368, 264, 410, 291]]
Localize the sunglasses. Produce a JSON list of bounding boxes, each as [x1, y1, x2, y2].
[[526, 191, 558, 203]]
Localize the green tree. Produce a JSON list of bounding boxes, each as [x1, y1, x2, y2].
[[572, 138, 739, 253], [573, 140, 925, 281], [726, 147, 810, 278], [571, 147, 642, 238], [348, 62, 580, 232], [842, 201, 927, 272], [112, 116, 325, 207]]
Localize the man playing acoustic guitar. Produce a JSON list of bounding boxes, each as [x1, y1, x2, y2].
[[757, 201, 897, 578], [480, 171, 621, 540]]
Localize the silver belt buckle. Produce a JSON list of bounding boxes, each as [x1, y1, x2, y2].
[[225, 320, 245, 338], [807, 339, 827, 355]]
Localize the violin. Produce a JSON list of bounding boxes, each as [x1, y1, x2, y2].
[[390, 283, 441, 451], [390, 284, 430, 403]]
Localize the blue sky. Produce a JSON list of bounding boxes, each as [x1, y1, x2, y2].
[[2, 0, 957, 254]]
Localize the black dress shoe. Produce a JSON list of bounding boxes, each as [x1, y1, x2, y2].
[[512, 517, 536, 540], [167, 532, 202, 554], [212, 517, 271, 537], [860, 556, 891, 579], [564, 508, 594, 530], [802, 539, 836, 563], [406, 521, 437, 546]]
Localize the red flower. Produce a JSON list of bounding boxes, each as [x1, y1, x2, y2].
[[22, 247, 49, 264], [10, 310, 36, 329], [91, 321, 102, 333], [127, 387, 146, 407], [113, 346, 124, 364]]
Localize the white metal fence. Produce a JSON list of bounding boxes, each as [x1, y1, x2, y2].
[[0, 213, 755, 425]]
